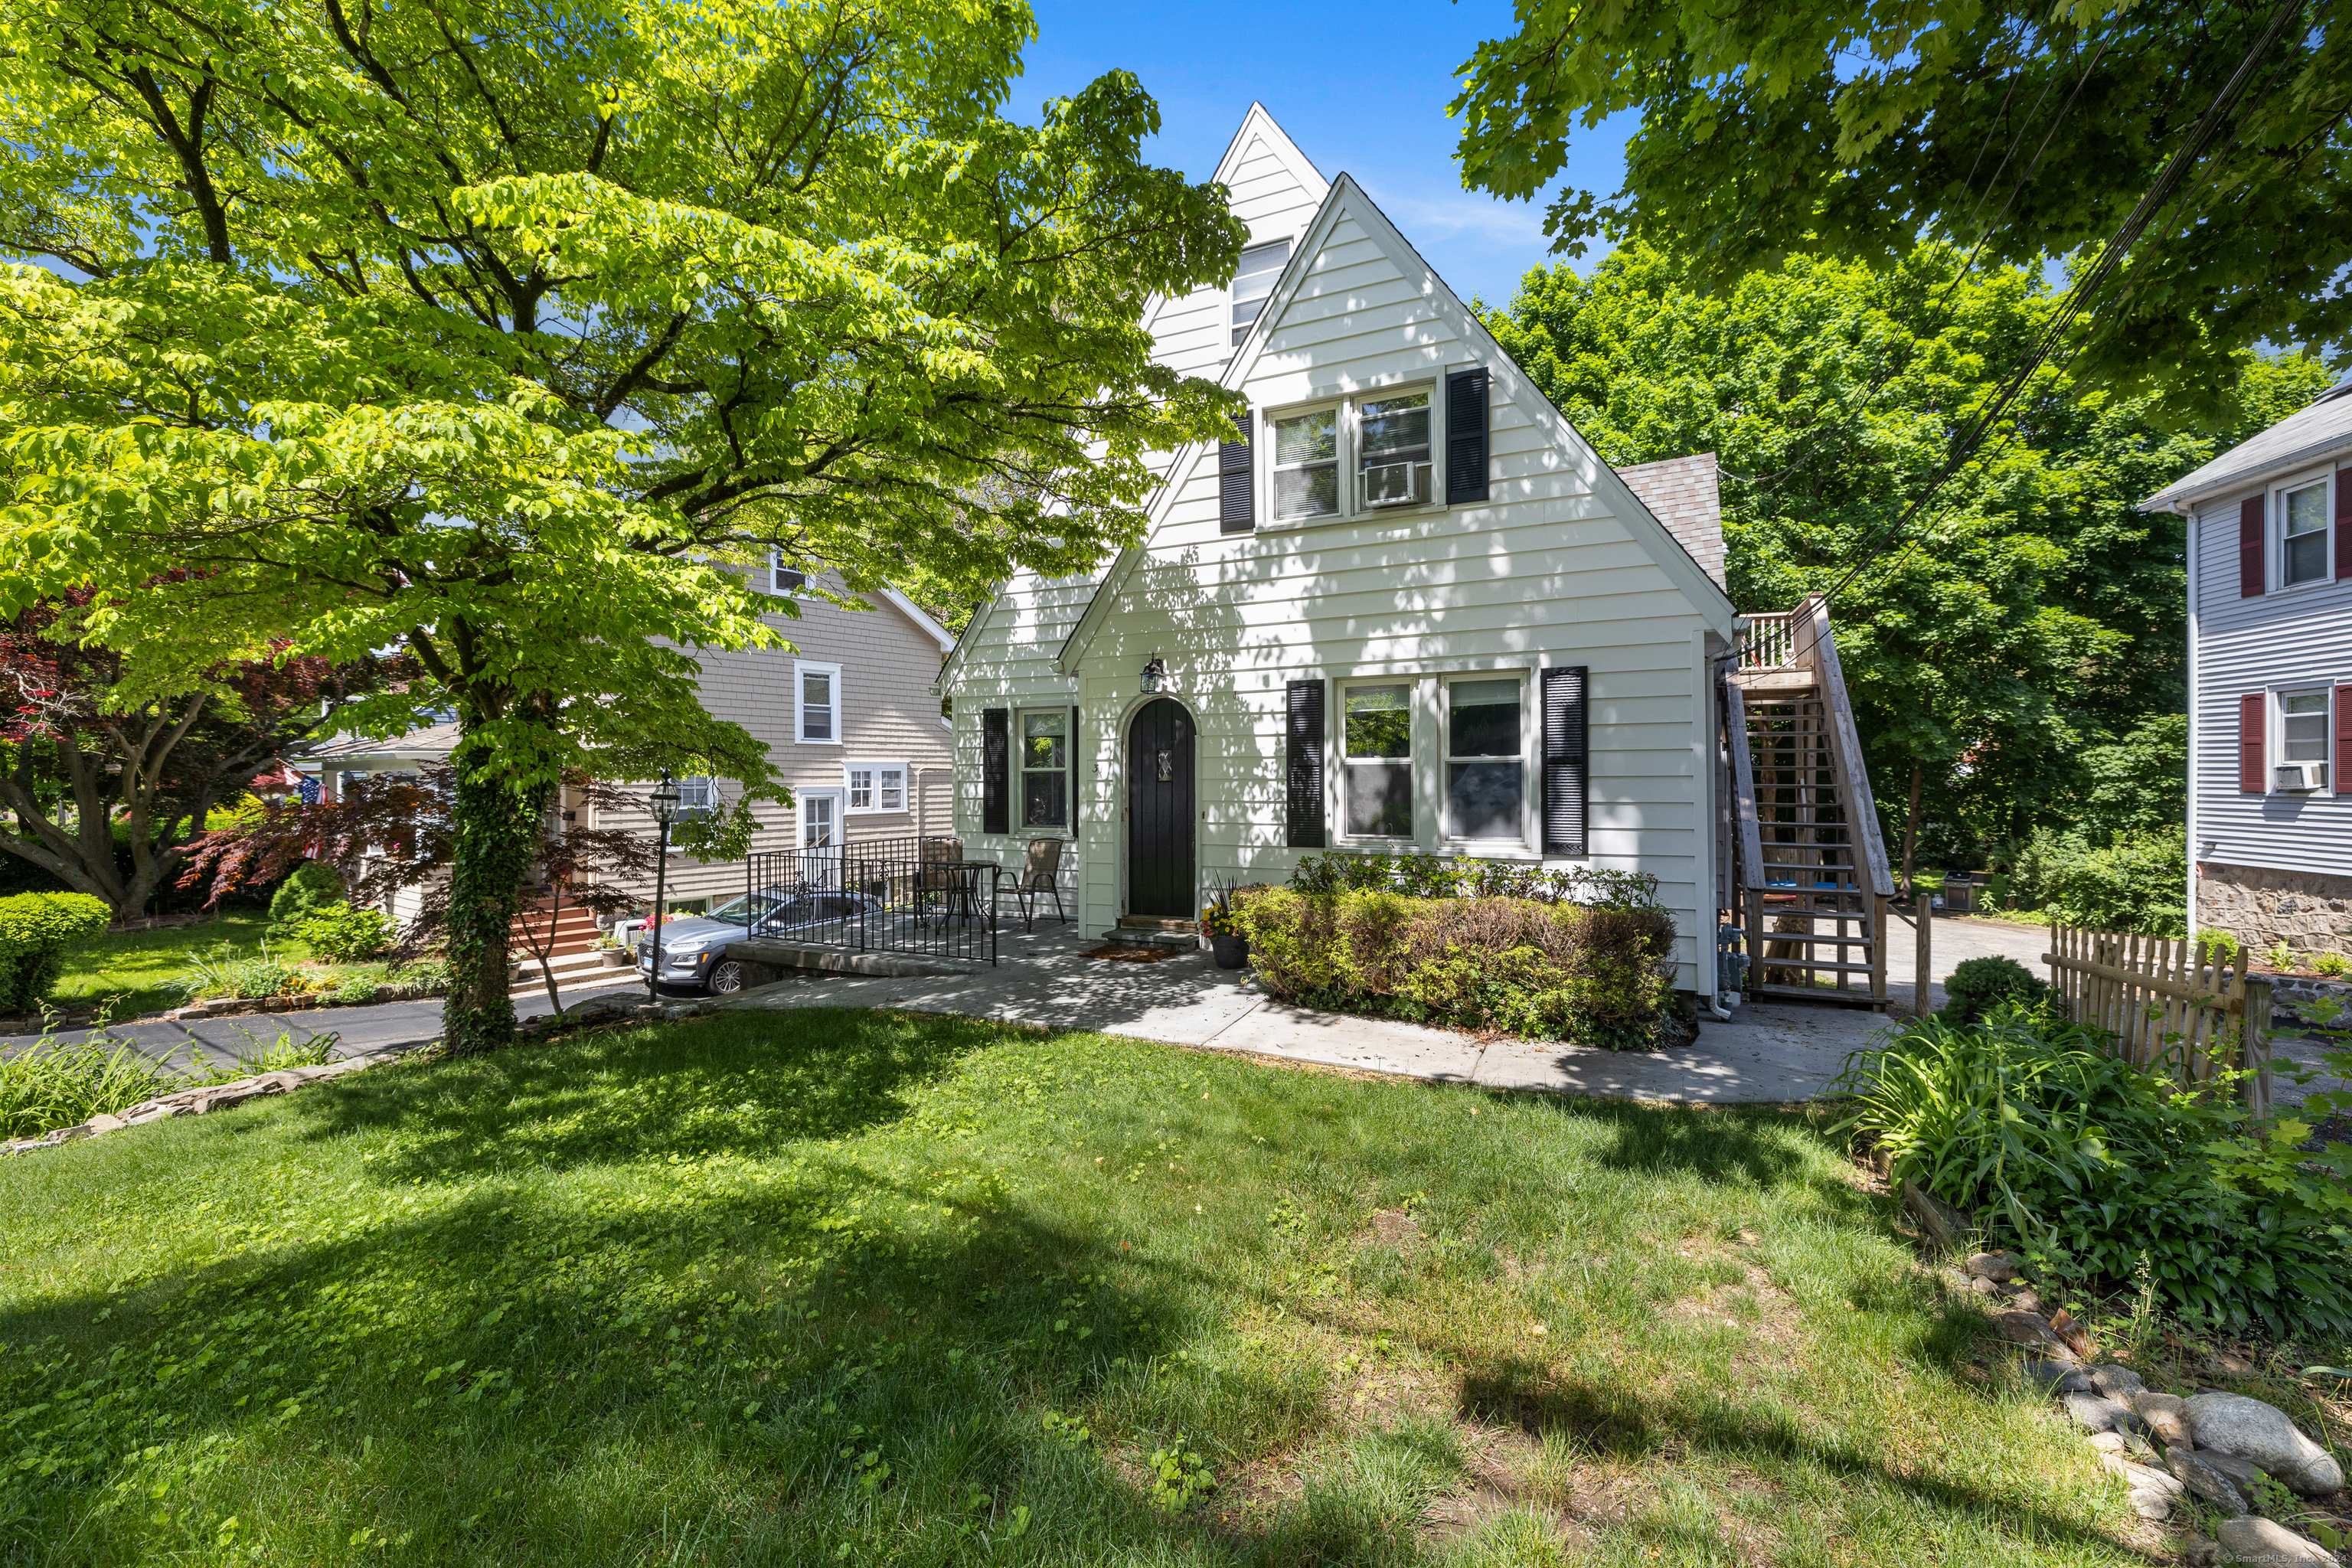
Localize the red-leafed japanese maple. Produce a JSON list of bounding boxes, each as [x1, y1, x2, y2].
[[178, 768, 662, 1014], [1, 596, 384, 919]]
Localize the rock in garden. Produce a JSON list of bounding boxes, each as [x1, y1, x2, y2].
[[2089, 1365, 2148, 1403], [2007, 1288, 2046, 1314], [2024, 1358, 2094, 1393], [2134, 1392, 2195, 1447], [1964, 1251, 2022, 1282], [2064, 1393, 2141, 1435], [2192, 1450, 2275, 1502], [1968, 1275, 2001, 1295], [2214, 1515, 2338, 1565], [2167, 1446, 2250, 1517], [1997, 1311, 2071, 1354], [2125, 1488, 2174, 1521], [2089, 1432, 2128, 1454], [2184, 1394, 2347, 1497], [2106, 1453, 2185, 1491]]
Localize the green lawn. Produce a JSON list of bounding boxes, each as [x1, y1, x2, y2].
[[43, 913, 307, 1018], [0, 1009, 2154, 1566]]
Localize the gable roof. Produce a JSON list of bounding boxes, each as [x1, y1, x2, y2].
[[1618, 454, 1726, 589], [2141, 380, 2352, 511], [1054, 173, 1737, 673]]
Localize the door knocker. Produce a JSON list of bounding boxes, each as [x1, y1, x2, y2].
[[1155, 747, 1173, 782]]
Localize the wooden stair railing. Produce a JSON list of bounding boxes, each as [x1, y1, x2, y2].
[[1727, 596, 1893, 1008]]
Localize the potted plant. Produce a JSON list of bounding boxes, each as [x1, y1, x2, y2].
[[1201, 879, 1248, 969], [595, 930, 630, 968]]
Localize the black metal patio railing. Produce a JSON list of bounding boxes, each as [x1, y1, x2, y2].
[[738, 837, 1003, 965]]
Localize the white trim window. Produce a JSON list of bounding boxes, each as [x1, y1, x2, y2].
[[1271, 404, 1341, 521], [1018, 708, 1070, 830], [675, 775, 717, 819], [844, 760, 908, 815], [1341, 683, 1413, 838], [1230, 238, 1291, 347], [2281, 690, 2331, 767], [1265, 384, 1441, 524], [1358, 390, 1433, 508], [1444, 678, 1524, 839], [2281, 475, 2332, 586], [795, 662, 840, 744], [768, 548, 806, 596]]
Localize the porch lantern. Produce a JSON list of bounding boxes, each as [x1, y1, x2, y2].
[[646, 773, 681, 1004], [1140, 658, 1168, 696]]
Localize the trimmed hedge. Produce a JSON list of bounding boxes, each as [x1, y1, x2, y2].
[[0, 892, 111, 1013], [1236, 887, 1680, 1049]]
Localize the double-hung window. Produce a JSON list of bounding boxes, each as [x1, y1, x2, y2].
[[1020, 709, 1070, 829], [2282, 691, 2330, 766], [1230, 239, 1291, 346], [797, 663, 840, 743], [675, 776, 716, 819], [1342, 684, 1413, 838], [1272, 407, 1341, 521], [1265, 385, 1441, 524], [1359, 391, 1432, 508], [1446, 678, 1523, 838], [768, 548, 805, 595], [2284, 479, 2331, 586]]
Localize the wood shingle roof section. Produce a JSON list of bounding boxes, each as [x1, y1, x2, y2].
[[1616, 452, 1726, 590]]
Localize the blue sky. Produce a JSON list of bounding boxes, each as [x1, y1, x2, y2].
[[1017, 0, 1636, 311]]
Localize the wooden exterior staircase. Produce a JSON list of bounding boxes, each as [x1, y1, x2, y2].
[[1726, 596, 1895, 1008]]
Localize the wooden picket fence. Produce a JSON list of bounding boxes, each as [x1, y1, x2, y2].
[[2044, 925, 2274, 1114]]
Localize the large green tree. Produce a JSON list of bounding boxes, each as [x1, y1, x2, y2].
[[1452, 0, 2352, 407], [1481, 242, 2326, 871], [0, 0, 1244, 1049]]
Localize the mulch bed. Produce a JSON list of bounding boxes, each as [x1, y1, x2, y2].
[[1080, 944, 1176, 963]]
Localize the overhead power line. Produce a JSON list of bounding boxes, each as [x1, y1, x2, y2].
[[1814, 0, 2308, 608]]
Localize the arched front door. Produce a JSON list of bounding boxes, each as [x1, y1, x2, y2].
[[1126, 698, 1195, 918]]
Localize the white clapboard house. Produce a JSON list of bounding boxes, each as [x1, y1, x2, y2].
[[936, 106, 1894, 1006], [2143, 380, 2352, 960]]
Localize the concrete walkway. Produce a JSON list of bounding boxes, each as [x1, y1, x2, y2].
[[710, 931, 1903, 1104]]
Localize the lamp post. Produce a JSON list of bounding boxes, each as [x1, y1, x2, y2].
[[647, 773, 681, 1004]]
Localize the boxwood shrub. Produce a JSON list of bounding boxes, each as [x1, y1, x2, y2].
[[1236, 886, 1680, 1049], [0, 891, 112, 1013]]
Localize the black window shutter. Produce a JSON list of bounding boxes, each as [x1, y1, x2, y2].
[[1068, 705, 1080, 828], [981, 708, 1009, 835], [1219, 413, 1255, 534], [1446, 367, 1490, 505], [1540, 665, 1587, 856], [1285, 679, 1326, 848]]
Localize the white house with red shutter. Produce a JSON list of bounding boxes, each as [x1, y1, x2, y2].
[[2144, 380, 2352, 959]]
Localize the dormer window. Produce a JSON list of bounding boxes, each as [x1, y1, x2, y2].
[[1231, 240, 1291, 347]]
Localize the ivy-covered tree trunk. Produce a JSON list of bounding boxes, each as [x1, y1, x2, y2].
[[440, 741, 543, 1056]]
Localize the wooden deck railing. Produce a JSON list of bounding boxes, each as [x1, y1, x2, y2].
[[2045, 925, 2275, 1113], [1736, 611, 1797, 671]]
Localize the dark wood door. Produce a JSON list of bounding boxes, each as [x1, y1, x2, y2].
[[1126, 698, 1195, 917]]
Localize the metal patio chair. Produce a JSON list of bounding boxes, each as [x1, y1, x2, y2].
[[1005, 838, 1069, 932]]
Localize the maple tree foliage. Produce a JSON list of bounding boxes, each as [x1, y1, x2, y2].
[[1, 593, 384, 916], [178, 768, 662, 1014]]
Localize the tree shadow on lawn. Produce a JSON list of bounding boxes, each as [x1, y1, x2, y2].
[[0, 1167, 2138, 1568], [291, 1007, 996, 1181]]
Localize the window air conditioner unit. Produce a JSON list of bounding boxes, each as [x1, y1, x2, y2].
[[2275, 761, 2329, 792], [1362, 461, 1428, 508]]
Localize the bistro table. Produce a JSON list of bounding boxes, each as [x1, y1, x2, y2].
[[929, 859, 998, 924]]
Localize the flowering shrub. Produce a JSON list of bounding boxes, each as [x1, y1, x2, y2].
[[1236, 887, 1679, 1049]]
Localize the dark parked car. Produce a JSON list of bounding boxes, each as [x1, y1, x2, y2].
[[635, 888, 883, 993]]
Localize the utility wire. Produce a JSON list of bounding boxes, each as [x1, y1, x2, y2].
[[1813, 0, 2307, 608]]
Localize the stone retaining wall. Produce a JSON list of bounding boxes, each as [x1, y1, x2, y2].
[[2196, 861, 2352, 958]]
